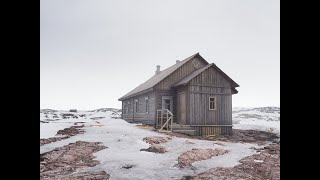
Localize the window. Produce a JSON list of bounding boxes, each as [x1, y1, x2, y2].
[[192, 59, 200, 67], [209, 97, 216, 110], [123, 103, 126, 114], [127, 102, 130, 113], [135, 99, 138, 113], [162, 96, 173, 112], [145, 97, 149, 113], [164, 99, 171, 110]]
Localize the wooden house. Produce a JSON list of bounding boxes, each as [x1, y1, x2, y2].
[[118, 53, 239, 136]]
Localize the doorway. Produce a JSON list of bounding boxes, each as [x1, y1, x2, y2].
[[178, 92, 186, 124], [161, 96, 173, 112]]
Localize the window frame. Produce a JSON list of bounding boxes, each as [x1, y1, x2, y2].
[[209, 96, 216, 110], [123, 103, 126, 114], [135, 99, 139, 113], [192, 59, 200, 67], [127, 101, 130, 113]]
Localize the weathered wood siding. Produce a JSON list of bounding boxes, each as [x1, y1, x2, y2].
[[154, 90, 177, 122], [176, 85, 189, 124], [193, 126, 232, 136], [155, 56, 207, 90], [122, 91, 156, 124], [188, 66, 233, 135], [153, 56, 207, 122]]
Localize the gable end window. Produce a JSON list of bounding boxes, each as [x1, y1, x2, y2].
[[209, 97, 216, 110], [192, 59, 200, 67]]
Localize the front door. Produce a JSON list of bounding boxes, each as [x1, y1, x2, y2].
[[161, 96, 173, 112], [178, 92, 186, 124]]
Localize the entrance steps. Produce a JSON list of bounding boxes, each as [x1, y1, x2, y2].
[[169, 123, 196, 136]]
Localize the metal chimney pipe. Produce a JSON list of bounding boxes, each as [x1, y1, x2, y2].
[[155, 65, 161, 75]]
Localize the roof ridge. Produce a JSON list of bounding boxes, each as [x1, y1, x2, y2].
[[118, 53, 200, 100]]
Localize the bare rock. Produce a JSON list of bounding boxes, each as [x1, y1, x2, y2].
[[178, 148, 229, 167], [40, 125, 85, 146], [143, 136, 172, 144], [40, 141, 108, 180], [182, 167, 260, 180], [56, 125, 85, 136], [140, 144, 167, 153], [185, 140, 195, 144], [183, 142, 280, 180], [40, 136, 68, 146], [213, 142, 225, 146], [122, 164, 134, 169]]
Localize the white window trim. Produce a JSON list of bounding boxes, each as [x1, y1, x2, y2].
[[209, 96, 216, 110]]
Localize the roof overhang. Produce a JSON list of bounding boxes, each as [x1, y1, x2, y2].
[[231, 87, 238, 94], [118, 88, 154, 101]]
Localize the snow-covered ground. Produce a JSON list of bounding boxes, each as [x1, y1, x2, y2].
[[40, 108, 121, 139], [40, 107, 279, 180], [40, 117, 260, 180], [232, 107, 280, 135]]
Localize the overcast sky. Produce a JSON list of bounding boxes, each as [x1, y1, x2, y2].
[[40, 0, 280, 110]]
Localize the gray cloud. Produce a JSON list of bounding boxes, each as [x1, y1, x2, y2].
[[41, 0, 280, 110]]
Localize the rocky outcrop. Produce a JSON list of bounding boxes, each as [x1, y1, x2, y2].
[[182, 142, 280, 180], [40, 125, 85, 146], [143, 136, 172, 144], [40, 136, 69, 146], [40, 141, 109, 180], [140, 144, 167, 153], [56, 125, 85, 136], [140, 136, 172, 153], [178, 148, 229, 167]]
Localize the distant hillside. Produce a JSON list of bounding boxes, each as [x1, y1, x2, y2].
[[40, 108, 122, 122], [232, 107, 280, 134], [40, 106, 280, 135]]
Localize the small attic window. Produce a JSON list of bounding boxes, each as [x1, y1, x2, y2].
[[192, 59, 200, 67]]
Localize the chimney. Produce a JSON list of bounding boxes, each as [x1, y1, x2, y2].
[[155, 65, 161, 75], [176, 60, 180, 64]]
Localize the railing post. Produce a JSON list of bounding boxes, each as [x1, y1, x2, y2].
[[171, 116, 172, 131], [166, 111, 168, 130], [156, 110, 158, 128], [161, 111, 163, 128], [157, 109, 173, 132]]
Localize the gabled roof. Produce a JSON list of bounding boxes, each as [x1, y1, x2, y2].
[[118, 53, 201, 100], [173, 63, 240, 88], [173, 63, 214, 87]]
